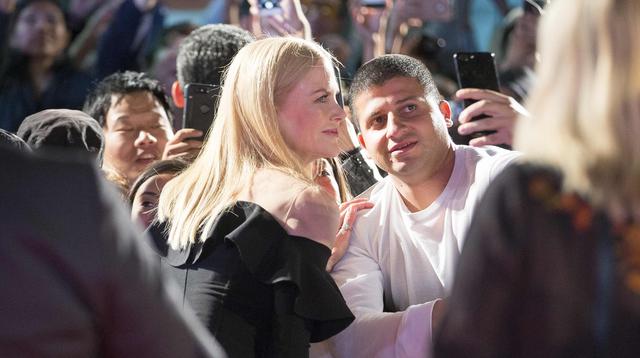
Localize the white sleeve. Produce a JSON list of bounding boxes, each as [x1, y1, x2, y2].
[[329, 231, 437, 358]]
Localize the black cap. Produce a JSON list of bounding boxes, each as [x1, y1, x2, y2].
[[17, 109, 104, 164]]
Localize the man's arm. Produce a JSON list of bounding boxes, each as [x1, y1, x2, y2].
[[329, 232, 438, 358]]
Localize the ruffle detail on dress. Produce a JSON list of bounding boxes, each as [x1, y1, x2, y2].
[[195, 201, 355, 342]]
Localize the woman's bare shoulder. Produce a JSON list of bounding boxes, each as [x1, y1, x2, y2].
[[284, 185, 339, 248], [244, 169, 338, 248]]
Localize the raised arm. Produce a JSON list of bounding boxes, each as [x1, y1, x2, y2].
[[95, 0, 163, 78]]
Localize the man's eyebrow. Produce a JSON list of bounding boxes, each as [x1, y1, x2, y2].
[[394, 95, 422, 104], [364, 109, 382, 119]]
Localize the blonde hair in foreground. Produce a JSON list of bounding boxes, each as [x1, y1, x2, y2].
[[515, 0, 640, 216], [157, 37, 337, 249]]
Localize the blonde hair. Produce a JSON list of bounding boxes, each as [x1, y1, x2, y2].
[[515, 0, 640, 215], [158, 37, 337, 249]]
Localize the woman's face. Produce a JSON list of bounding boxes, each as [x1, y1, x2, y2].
[[130, 173, 175, 228], [11, 1, 69, 58], [277, 61, 346, 164]]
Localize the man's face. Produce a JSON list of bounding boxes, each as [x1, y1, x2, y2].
[[102, 91, 173, 183], [353, 76, 452, 185], [11, 1, 69, 58]]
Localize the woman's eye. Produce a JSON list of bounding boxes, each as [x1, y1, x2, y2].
[[316, 95, 329, 103], [141, 201, 156, 210], [404, 104, 417, 112]]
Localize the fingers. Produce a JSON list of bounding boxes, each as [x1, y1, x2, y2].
[[264, 16, 301, 36], [468, 129, 512, 147], [458, 116, 508, 136], [338, 197, 372, 212], [163, 141, 203, 159], [327, 199, 373, 272], [172, 128, 204, 142], [163, 129, 204, 159], [458, 99, 517, 124], [455, 88, 509, 103], [338, 199, 374, 231]]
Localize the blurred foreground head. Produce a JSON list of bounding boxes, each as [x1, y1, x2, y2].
[[516, 0, 640, 213]]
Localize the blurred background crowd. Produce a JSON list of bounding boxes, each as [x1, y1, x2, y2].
[[0, 0, 541, 133]]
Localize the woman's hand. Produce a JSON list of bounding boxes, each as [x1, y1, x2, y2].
[[326, 197, 374, 272], [247, 0, 311, 40]]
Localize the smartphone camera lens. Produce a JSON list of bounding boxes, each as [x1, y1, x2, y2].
[[262, 1, 277, 9]]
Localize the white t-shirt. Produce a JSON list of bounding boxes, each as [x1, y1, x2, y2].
[[328, 145, 520, 358]]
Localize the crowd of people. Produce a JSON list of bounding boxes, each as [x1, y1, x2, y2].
[[2, 0, 640, 357]]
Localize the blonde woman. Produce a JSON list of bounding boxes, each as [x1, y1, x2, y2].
[[154, 37, 354, 357], [435, 0, 640, 356]]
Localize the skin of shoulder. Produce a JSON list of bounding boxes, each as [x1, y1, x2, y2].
[[243, 168, 339, 248], [285, 184, 339, 249]]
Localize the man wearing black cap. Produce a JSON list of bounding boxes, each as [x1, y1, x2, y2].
[[17, 108, 104, 163]]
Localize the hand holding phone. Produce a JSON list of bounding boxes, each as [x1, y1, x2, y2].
[[182, 83, 219, 142], [453, 52, 501, 139], [258, 0, 282, 16]]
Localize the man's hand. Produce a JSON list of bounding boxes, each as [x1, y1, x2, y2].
[[162, 128, 203, 159], [326, 197, 374, 272], [455, 88, 529, 147]]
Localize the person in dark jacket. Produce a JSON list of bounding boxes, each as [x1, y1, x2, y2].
[[0, 145, 226, 357], [435, 0, 640, 356], [0, 0, 92, 132]]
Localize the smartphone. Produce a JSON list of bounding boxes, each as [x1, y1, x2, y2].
[[182, 83, 219, 141], [453, 52, 501, 139], [258, 0, 282, 16], [360, 0, 386, 7]]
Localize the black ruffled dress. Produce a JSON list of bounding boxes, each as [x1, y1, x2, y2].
[[147, 201, 354, 357]]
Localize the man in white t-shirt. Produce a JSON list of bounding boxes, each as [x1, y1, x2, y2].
[[328, 54, 522, 357]]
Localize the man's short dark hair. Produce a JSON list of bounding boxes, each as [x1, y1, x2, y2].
[[348, 54, 441, 128], [176, 24, 254, 87], [83, 71, 172, 127]]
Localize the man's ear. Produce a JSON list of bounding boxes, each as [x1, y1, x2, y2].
[[439, 100, 453, 128], [358, 133, 367, 149], [171, 80, 185, 108]]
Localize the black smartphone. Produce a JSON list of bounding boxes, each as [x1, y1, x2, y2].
[[182, 83, 219, 141], [453, 52, 501, 139], [360, 0, 386, 7]]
